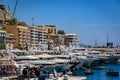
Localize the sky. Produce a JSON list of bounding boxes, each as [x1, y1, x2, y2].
[[1, 0, 120, 46]]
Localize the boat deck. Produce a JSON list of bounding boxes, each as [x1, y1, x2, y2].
[[46, 76, 87, 80]]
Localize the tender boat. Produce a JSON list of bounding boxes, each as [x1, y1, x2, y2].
[[85, 69, 94, 74], [106, 69, 119, 76]]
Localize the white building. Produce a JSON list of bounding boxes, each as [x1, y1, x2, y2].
[[30, 26, 46, 48], [64, 33, 80, 46]]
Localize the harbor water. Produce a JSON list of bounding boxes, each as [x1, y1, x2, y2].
[[73, 63, 120, 80]]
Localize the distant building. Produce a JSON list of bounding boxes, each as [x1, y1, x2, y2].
[[0, 4, 5, 26], [0, 30, 6, 44], [0, 4, 11, 26], [50, 34, 64, 47], [43, 25, 56, 44], [4, 10, 11, 22], [17, 26, 30, 48], [30, 26, 46, 48], [6, 33, 17, 47], [64, 33, 80, 47], [44, 25, 56, 34], [5, 25, 30, 48]]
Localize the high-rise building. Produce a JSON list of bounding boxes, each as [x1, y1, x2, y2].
[[30, 26, 46, 48]]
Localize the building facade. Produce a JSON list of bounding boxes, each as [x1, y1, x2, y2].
[[5, 25, 30, 48], [0, 4, 11, 26], [17, 26, 30, 48], [30, 26, 46, 48], [0, 30, 6, 44], [50, 34, 64, 47], [6, 33, 17, 47], [38, 26, 46, 45], [43, 25, 56, 44], [64, 33, 80, 47]]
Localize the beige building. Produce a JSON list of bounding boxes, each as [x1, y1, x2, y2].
[[50, 34, 64, 47], [17, 26, 30, 48], [6, 33, 17, 47], [44, 25, 56, 34], [5, 25, 30, 48], [0, 4, 11, 25], [43, 25, 56, 44]]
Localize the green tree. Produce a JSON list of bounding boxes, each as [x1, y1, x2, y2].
[[0, 44, 6, 49], [18, 22, 27, 26], [57, 30, 65, 35], [17, 44, 22, 49], [7, 18, 18, 25], [102, 45, 106, 48]]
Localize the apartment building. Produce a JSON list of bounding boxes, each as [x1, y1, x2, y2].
[[0, 4, 11, 25], [38, 26, 46, 45], [5, 25, 30, 48], [30, 26, 46, 48], [0, 30, 6, 44], [50, 34, 64, 47], [17, 26, 30, 48], [6, 33, 17, 47], [43, 25, 56, 44]]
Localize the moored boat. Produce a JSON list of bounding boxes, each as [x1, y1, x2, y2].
[[85, 69, 94, 74], [106, 69, 119, 76]]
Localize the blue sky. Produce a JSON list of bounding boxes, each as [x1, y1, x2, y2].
[[1, 0, 120, 46]]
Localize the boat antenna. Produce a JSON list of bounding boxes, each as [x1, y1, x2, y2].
[[95, 38, 97, 48], [107, 33, 109, 43], [70, 18, 74, 33], [71, 17, 74, 33], [106, 33, 109, 48], [32, 18, 34, 26]]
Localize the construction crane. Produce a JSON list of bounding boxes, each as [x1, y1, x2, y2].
[[12, 0, 18, 18]]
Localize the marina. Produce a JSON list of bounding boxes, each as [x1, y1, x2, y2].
[[1, 0, 120, 80], [0, 47, 120, 80]]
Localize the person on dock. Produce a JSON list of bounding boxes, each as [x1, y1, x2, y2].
[[64, 74, 68, 80], [49, 72, 54, 79]]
